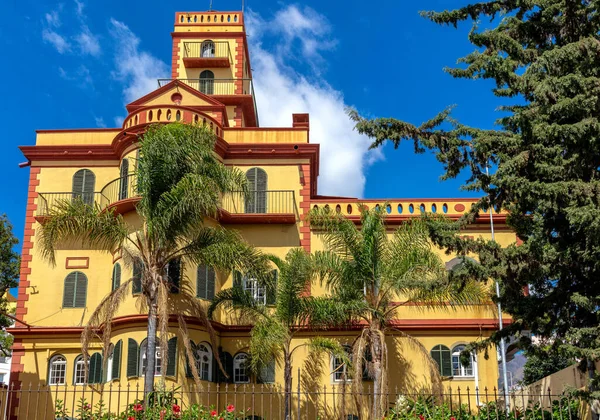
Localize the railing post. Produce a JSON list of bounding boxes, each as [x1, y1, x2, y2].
[[296, 368, 301, 420]]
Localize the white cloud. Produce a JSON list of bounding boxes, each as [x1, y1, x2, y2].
[[45, 10, 61, 27], [114, 116, 125, 127], [75, 25, 101, 56], [74, 0, 85, 18], [246, 6, 380, 198], [58, 65, 93, 89], [108, 18, 169, 103], [42, 29, 71, 53], [94, 116, 107, 128]]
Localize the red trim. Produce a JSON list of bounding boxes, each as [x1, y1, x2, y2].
[[183, 57, 230, 68], [65, 257, 89, 269], [20, 145, 118, 162], [219, 212, 296, 224], [310, 197, 483, 204], [35, 128, 120, 133]]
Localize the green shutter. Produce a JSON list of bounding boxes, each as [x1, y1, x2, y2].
[[127, 338, 139, 377], [258, 360, 275, 384], [111, 340, 122, 380], [441, 346, 452, 377], [185, 342, 197, 378], [266, 270, 277, 305], [233, 271, 242, 288], [63, 272, 87, 308], [216, 350, 233, 383], [245, 168, 256, 213], [72, 169, 95, 204], [119, 159, 129, 200], [166, 337, 177, 377], [197, 266, 207, 299], [88, 353, 103, 384], [256, 169, 267, 213], [112, 263, 121, 291], [132, 259, 142, 294], [207, 267, 215, 300], [168, 259, 181, 294], [63, 273, 77, 308]]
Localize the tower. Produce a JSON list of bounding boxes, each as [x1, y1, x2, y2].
[[169, 11, 257, 127]]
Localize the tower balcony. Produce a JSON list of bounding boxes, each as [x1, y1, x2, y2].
[[36, 174, 296, 224], [182, 41, 232, 68]]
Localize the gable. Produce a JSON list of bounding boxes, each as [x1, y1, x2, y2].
[[126, 80, 224, 112]]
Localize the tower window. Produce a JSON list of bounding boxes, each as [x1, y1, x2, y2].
[[72, 169, 96, 205], [199, 70, 214, 95], [63, 271, 88, 308], [201, 40, 215, 57], [245, 168, 267, 213]]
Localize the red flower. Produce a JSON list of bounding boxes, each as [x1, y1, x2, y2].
[[220, 418, 224, 420], [227, 404, 235, 413], [128, 417, 135, 420], [210, 410, 218, 417], [133, 403, 143, 412], [451, 417, 456, 420], [172, 404, 181, 413], [419, 415, 425, 420]]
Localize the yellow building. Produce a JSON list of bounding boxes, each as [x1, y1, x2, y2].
[[10, 10, 515, 419]]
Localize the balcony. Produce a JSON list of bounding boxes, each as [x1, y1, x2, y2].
[[36, 174, 296, 224], [183, 41, 232, 68]]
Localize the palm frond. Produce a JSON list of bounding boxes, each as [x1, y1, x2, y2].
[[208, 286, 269, 320], [248, 318, 287, 373]]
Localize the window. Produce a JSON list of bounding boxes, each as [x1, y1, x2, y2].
[[233, 353, 249, 383], [106, 344, 114, 382], [245, 168, 267, 213], [119, 159, 129, 200], [73, 355, 87, 385], [72, 169, 96, 205], [201, 40, 215, 57], [452, 345, 474, 377], [197, 265, 216, 300], [431, 345, 452, 377], [0, 374, 5, 384], [243, 276, 266, 305], [199, 70, 214, 95], [258, 360, 275, 384], [112, 263, 121, 291], [62, 271, 88, 308], [166, 258, 181, 293], [132, 258, 143, 295], [49, 355, 67, 385], [332, 345, 352, 383], [195, 343, 213, 381], [0, 357, 7, 364], [140, 340, 162, 376]]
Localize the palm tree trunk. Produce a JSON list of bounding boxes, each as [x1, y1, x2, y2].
[[284, 352, 292, 420], [144, 295, 158, 399], [371, 326, 383, 420]]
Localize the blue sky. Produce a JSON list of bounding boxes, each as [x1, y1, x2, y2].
[[0, 0, 503, 250]]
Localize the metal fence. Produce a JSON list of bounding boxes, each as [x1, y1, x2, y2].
[[1, 382, 585, 420], [183, 41, 232, 63]]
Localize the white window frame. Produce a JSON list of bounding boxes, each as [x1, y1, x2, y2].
[[451, 345, 475, 377], [140, 341, 162, 377], [243, 276, 266, 305], [105, 344, 114, 382], [73, 355, 87, 385], [49, 355, 67, 386], [233, 353, 250, 384], [195, 343, 213, 381], [331, 346, 352, 383]]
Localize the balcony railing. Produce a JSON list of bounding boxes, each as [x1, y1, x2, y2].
[[37, 174, 295, 221], [157, 78, 255, 96], [183, 41, 232, 63], [221, 191, 296, 215]]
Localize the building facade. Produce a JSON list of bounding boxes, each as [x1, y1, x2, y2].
[[10, 11, 516, 419]]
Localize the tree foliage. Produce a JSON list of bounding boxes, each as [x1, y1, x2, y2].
[[349, 0, 600, 397], [522, 349, 575, 386], [0, 214, 19, 356], [38, 123, 269, 397]]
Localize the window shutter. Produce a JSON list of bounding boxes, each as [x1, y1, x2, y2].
[[119, 159, 129, 200], [74, 273, 87, 308], [185, 342, 197, 378], [111, 340, 122, 380], [88, 353, 103, 384], [233, 271, 243, 289], [441, 346, 452, 377], [256, 169, 267, 213], [72, 170, 84, 197], [166, 337, 177, 377], [82, 170, 95, 205], [215, 350, 233, 383], [127, 339, 139, 377], [168, 259, 181, 294], [207, 267, 215, 300], [197, 266, 207, 299], [63, 273, 77, 308], [267, 270, 277, 305], [245, 168, 257, 213], [132, 259, 142, 294], [112, 263, 121, 291], [258, 360, 275, 384]]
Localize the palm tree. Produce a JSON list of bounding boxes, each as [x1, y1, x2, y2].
[[308, 206, 486, 420], [208, 248, 348, 420], [38, 123, 269, 397]]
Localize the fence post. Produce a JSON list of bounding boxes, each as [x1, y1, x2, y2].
[[296, 368, 301, 420]]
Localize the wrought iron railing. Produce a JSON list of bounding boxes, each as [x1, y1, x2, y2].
[[157, 78, 255, 96], [36, 192, 106, 216], [99, 173, 139, 208], [221, 190, 296, 215], [183, 41, 232, 63]]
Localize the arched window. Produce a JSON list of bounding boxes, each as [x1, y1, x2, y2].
[[431, 344, 452, 377], [112, 263, 121, 291], [258, 359, 275, 384], [48, 354, 67, 385], [139, 339, 162, 376], [197, 265, 216, 300], [88, 353, 103, 384], [452, 345, 475, 377], [195, 343, 213, 381], [332, 345, 352, 383], [62, 271, 88, 308], [119, 159, 129, 200], [201, 40, 215, 57], [233, 353, 249, 383], [72, 169, 96, 205], [73, 355, 87, 385], [199, 70, 214, 95], [245, 168, 267, 213]]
